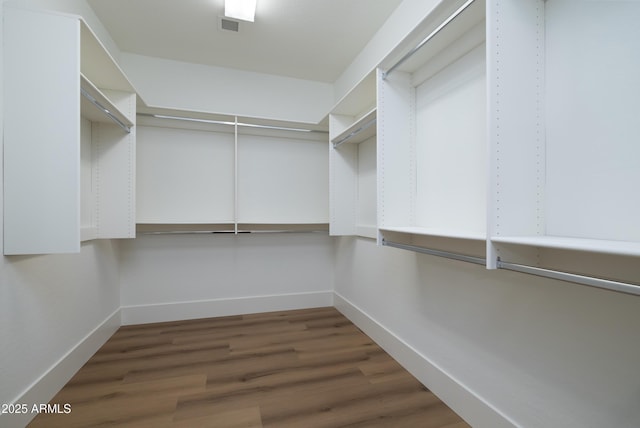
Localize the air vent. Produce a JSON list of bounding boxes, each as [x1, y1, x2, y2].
[[219, 17, 240, 32]]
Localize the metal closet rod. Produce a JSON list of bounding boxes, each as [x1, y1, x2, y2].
[[383, 239, 640, 296], [496, 259, 640, 297], [383, 0, 476, 79], [81, 88, 132, 133], [332, 118, 377, 148], [382, 239, 486, 266], [140, 113, 326, 133]]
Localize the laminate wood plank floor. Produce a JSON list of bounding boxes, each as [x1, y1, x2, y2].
[[29, 307, 470, 428]]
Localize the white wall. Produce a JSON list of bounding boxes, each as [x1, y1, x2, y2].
[[0, 2, 123, 427], [119, 233, 335, 325], [0, 243, 122, 421], [334, 237, 640, 428], [121, 53, 334, 124]]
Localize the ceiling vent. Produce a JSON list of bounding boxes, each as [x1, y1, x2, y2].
[[219, 17, 240, 32]]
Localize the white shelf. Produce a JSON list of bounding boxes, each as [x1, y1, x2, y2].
[[236, 223, 329, 232], [491, 236, 640, 258], [384, 0, 486, 78], [380, 226, 485, 241], [136, 222, 328, 234], [329, 83, 378, 238], [377, 1, 486, 243], [80, 74, 134, 130], [136, 219, 235, 229], [136, 223, 235, 234], [3, 7, 137, 255], [80, 20, 134, 93], [331, 72, 377, 116], [486, 0, 640, 271], [331, 108, 376, 146]]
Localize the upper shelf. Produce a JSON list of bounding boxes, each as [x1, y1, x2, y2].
[[491, 236, 640, 258], [382, 0, 485, 80], [80, 74, 134, 132], [331, 71, 377, 117], [331, 108, 376, 147], [78, 17, 137, 132], [137, 105, 329, 134], [80, 20, 135, 93]]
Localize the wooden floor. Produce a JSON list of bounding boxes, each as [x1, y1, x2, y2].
[[29, 307, 470, 428]]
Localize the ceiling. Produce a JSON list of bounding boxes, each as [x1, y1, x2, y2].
[[87, 0, 403, 83]]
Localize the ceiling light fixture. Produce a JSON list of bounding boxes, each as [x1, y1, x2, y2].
[[224, 0, 257, 22]]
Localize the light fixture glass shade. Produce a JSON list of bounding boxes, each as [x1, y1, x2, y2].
[[225, 0, 257, 22]]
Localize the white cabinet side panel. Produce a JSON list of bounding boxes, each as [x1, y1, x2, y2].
[[357, 136, 377, 230], [488, 0, 544, 237], [329, 143, 358, 235], [80, 117, 95, 232], [136, 126, 235, 223], [486, 0, 545, 267], [377, 69, 414, 229], [545, 1, 640, 242], [94, 123, 136, 238], [3, 7, 80, 254], [237, 134, 329, 224], [94, 91, 136, 238]]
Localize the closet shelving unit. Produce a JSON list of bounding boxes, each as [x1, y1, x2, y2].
[[135, 109, 329, 234], [3, 6, 137, 255], [329, 72, 378, 239], [377, 0, 487, 259], [369, 0, 640, 294], [485, 0, 640, 293], [80, 20, 137, 243]]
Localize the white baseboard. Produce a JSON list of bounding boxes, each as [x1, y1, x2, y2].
[[1, 308, 121, 428], [120, 291, 334, 325], [333, 292, 516, 428]]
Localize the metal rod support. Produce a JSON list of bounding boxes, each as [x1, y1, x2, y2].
[[497, 260, 640, 297], [382, 239, 486, 266], [383, 0, 476, 79]]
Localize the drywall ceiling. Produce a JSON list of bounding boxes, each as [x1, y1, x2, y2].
[[87, 0, 403, 83]]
